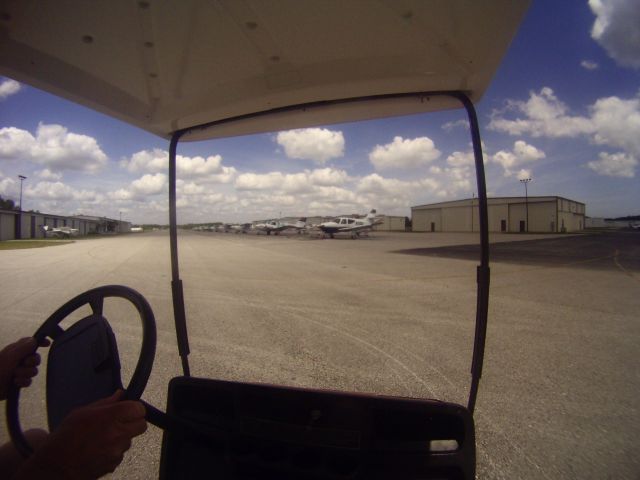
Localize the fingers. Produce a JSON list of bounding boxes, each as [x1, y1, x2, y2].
[[90, 389, 124, 407], [11, 337, 38, 357], [20, 352, 41, 367], [112, 400, 146, 423]]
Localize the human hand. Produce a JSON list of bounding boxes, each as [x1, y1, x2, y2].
[[0, 337, 49, 400], [18, 390, 147, 480]]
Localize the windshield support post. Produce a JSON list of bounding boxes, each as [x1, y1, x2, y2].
[[169, 131, 191, 377], [455, 93, 490, 414]]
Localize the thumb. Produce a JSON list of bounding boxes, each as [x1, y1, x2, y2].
[[90, 389, 124, 407]]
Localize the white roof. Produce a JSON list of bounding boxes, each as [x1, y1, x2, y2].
[[0, 0, 529, 141]]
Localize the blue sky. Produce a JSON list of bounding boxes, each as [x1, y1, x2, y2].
[[1, 0, 639, 224]]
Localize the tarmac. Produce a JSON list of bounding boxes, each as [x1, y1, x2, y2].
[[0, 230, 638, 479]]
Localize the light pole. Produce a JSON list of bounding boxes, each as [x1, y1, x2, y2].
[[119, 211, 122, 233], [520, 178, 531, 233], [471, 192, 475, 232], [18, 175, 27, 210], [17, 175, 26, 239]]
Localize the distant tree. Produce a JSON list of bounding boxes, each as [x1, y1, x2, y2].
[[0, 195, 18, 211]]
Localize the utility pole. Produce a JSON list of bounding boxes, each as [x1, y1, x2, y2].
[[17, 175, 26, 239], [520, 178, 531, 233], [471, 192, 475, 232], [18, 175, 26, 210]]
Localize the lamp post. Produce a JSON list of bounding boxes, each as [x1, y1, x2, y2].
[[17, 175, 27, 239], [471, 192, 475, 232], [520, 178, 531, 233], [18, 175, 27, 210]]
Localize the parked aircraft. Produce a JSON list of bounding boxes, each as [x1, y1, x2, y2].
[[317, 210, 382, 238], [224, 223, 251, 234], [253, 218, 307, 235], [42, 225, 79, 238]]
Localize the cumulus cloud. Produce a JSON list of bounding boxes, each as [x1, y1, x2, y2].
[[25, 181, 102, 203], [589, 0, 640, 69], [121, 149, 236, 182], [441, 119, 469, 132], [581, 60, 599, 70], [490, 88, 640, 179], [109, 173, 168, 202], [488, 87, 595, 138], [590, 94, 640, 156], [587, 152, 637, 177], [234, 168, 348, 193], [491, 140, 546, 177], [0, 175, 16, 197], [131, 173, 167, 196], [369, 136, 441, 170], [0, 123, 107, 172], [276, 128, 344, 164], [446, 150, 475, 167], [0, 78, 21, 100], [36, 169, 63, 181]]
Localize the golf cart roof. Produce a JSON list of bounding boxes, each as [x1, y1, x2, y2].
[[0, 0, 528, 141]]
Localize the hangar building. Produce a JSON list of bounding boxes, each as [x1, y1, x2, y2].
[[411, 196, 585, 233], [372, 215, 408, 231], [0, 210, 131, 241]]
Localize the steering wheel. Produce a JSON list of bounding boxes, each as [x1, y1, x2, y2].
[[6, 285, 157, 457]]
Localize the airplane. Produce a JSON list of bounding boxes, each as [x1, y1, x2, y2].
[[224, 223, 251, 234], [253, 218, 307, 235], [317, 210, 382, 238], [42, 225, 79, 238]]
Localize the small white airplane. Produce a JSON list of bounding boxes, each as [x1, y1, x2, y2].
[[317, 210, 381, 238], [253, 218, 307, 235], [42, 225, 79, 238], [224, 223, 251, 234]]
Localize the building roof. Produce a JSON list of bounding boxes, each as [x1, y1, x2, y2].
[[412, 196, 585, 209]]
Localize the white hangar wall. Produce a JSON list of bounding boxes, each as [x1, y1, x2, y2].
[[411, 197, 585, 233]]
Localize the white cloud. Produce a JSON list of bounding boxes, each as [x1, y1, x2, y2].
[[489, 89, 640, 176], [235, 168, 348, 193], [590, 95, 640, 156], [441, 119, 469, 132], [276, 128, 344, 164], [25, 181, 102, 203], [131, 173, 167, 196], [122, 149, 168, 173], [36, 169, 63, 181], [516, 169, 533, 180], [369, 136, 441, 170], [0, 175, 16, 197], [488, 88, 595, 138], [0, 79, 21, 100], [589, 0, 640, 69], [308, 168, 348, 186], [587, 152, 637, 177], [446, 150, 475, 167], [581, 60, 599, 70], [0, 123, 107, 172], [121, 149, 236, 182], [491, 140, 545, 177]]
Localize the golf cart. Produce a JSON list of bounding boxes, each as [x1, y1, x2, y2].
[[1, 1, 529, 478]]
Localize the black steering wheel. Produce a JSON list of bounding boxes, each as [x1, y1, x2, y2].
[[6, 285, 157, 457]]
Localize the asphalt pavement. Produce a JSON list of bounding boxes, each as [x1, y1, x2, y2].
[[0, 230, 638, 479]]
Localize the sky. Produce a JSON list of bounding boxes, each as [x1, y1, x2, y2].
[[0, 0, 639, 225]]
